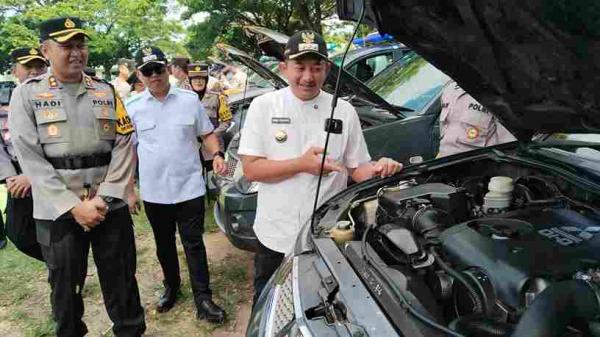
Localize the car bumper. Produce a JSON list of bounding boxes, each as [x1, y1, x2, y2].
[[213, 177, 259, 252]]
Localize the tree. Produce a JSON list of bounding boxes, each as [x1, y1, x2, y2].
[[0, 0, 185, 77], [179, 0, 336, 60]]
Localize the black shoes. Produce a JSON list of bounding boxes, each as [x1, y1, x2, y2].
[[197, 299, 226, 324], [156, 285, 180, 313]]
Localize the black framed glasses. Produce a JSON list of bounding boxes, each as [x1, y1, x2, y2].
[[140, 63, 166, 77]]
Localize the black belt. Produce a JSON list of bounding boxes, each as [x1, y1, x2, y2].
[[11, 160, 22, 174], [47, 153, 112, 170]]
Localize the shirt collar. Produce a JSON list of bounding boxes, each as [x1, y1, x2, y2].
[[144, 84, 177, 102], [285, 87, 324, 107]]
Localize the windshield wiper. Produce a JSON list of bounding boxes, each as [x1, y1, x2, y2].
[[350, 95, 412, 117]]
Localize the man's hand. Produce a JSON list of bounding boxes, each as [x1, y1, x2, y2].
[[213, 155, 227, 176], [373, 157, 403, 178], [6, 175, 31, 199], [298, 147, 343, 176], [127, 189, 141, 215], [71, 197, 108, 230]]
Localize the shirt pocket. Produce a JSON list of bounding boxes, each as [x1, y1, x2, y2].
[[93, 105, 117, 140], [33, 108, 70, 144], [323, 132, 344, 162], [172, 115, 196, 142], [136, 120, 157, 145], [455, 109, 493, 148]]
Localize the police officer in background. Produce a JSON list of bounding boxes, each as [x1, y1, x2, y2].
[[438, 81, 516, 157], [9, 17, 145, 336], [188, 63, 232, 171], [0, 47, 48, 258], [170, 56, 192, 90]]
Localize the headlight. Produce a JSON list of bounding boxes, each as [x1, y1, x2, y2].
[[264, 257, 310, 337], [233, 159, 259, 194]]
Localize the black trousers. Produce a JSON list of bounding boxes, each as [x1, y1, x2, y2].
[[6, 195, 43, 261], [253, 241, 284, 306], [143, 196, 212, 307], [0, 204, 4, 242], [37, 206, 145, 337]]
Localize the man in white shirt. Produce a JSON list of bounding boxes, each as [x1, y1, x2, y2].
[[126, 46, 227, 323], [111, 58, 132, 100], [238, 31, 403, 304]]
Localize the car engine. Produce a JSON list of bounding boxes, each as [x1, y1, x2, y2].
[[335, 166, 600, 337]]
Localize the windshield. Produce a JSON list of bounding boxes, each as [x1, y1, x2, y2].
[[366, 53, 450, 114], [537, 133, 600, 174]]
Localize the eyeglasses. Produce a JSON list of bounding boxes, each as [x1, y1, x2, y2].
[[140, 63, 166, 77]]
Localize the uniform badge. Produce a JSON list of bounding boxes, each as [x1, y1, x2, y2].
[[29, 48, 38, 55], [37, 92, 54, 99], [299, 32, 318, 52], [103, 122, 111, 132], [271, 117, 291, 124], [275, 130, 287, 143], [48, 76, 58, 89], [143, 47, 153, 56], [64, 18, 76, 28], [47, 124, 59, 137], [43, 110, 58, 119], [466, 127, 479, 139], [84, 76, 94, 88], [94, 92, 107, 98]]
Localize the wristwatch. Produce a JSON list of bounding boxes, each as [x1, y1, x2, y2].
[[213, 151, 225, 159]]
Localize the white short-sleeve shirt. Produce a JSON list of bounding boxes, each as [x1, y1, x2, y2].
[[238, 87, 371, 253], [126, 86, 214, 204]]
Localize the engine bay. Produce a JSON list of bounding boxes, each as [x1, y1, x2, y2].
[[327, 159, 600, 337]]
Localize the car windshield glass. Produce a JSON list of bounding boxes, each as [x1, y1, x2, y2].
[[366, 53, 450, 114], [0, 88, 10, 105], [536, 133, 600, 174], [238, 63, 283, 88]]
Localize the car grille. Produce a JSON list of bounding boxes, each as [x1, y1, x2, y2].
[[272, 270, 295, 334], [224, 155, 238, 179]]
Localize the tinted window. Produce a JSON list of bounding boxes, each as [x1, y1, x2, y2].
[[366, 53, 450, 113], [347, 53, 394, 82]]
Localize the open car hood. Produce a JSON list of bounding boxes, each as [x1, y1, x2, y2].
[[216, 43, 288, 90], [337, 0, 600, 139], [242, 25, 410, 116]]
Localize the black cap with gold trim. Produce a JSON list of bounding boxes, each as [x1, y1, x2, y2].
[[10, 47, 48, 65], [188, 63, 209, 78], [284, 30, 328, 60], [135, 46, 167, 69], [39, 17, 90, 43]]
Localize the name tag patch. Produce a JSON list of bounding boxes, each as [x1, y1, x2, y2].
[[271, 117, 291, 124]]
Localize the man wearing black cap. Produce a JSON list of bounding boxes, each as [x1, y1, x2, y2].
[[238, 30, 403, 305], [126, 46, 227, 323], [188, 62, 232, 172], [9, 17, 145, 336], [0, 48, 48, 257]]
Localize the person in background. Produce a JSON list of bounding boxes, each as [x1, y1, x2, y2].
[[127, 73, 145, 96], [0, 47, 48, 257], [170, 56, 192, 90], [187, 62, 232, 173], [111, 58, 133, 99], [437, 80, 516, 158]]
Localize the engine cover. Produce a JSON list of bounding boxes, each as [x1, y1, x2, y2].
[[439, 208, 600, 309]]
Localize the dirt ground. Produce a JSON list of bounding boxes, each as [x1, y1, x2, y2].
[[0, 205, 255, 337]]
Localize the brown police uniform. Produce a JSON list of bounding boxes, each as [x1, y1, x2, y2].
[[9, 17, 145, 337], [438, 81, 516, 158]]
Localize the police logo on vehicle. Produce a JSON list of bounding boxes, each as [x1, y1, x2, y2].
[[538, 226, 600, 246]]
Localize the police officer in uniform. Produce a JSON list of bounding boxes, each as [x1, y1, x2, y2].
[[438, 81, 516, 158], [0, 47, 48, 258], [171, 56, 192, 90], [188, 62, 232, 171], [9, 17, 145, 336]]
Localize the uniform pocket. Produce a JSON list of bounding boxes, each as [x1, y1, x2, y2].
[[34, 108, 70, 144], [94, 108, 117, 140], [455, 110, 493, 148]]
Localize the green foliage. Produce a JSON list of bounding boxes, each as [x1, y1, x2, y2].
[[180, 0, 337, 61], [0, 0, 185, 75]]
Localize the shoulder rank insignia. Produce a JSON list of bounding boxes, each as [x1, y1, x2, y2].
[[37, 92, 54, 99], [84, 76, 94, 88], [48, 76, 59, 89]]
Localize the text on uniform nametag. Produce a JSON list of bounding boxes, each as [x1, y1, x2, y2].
[[271, 117, 291, 124], [32, 99, 63, 109]]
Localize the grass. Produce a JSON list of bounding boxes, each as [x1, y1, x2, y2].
[[0, 188, 252, 336]]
